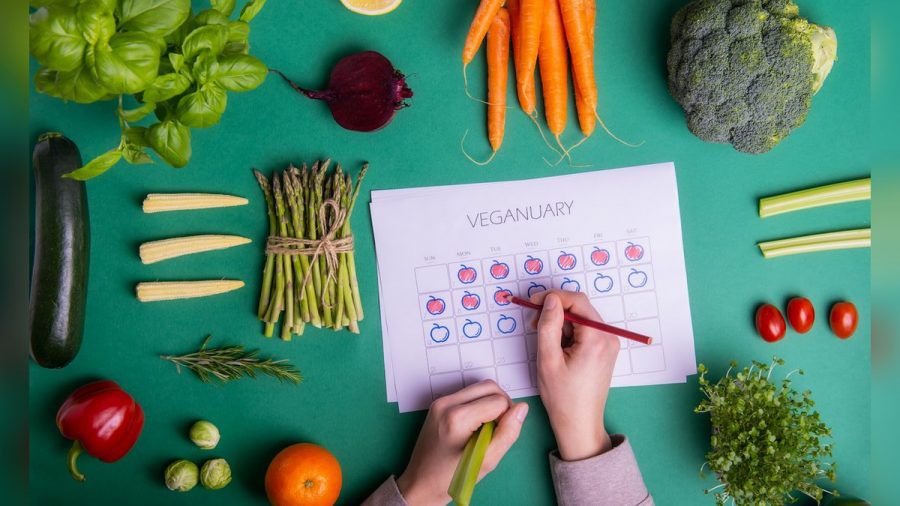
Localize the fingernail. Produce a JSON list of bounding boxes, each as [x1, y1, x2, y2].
[[544, 295, 558, 310], [515, 403, 529, 422]]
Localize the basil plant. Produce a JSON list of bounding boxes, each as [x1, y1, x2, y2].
[[30, 0, 269, 179]]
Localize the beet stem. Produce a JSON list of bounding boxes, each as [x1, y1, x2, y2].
[[269, 69, 330, 101]]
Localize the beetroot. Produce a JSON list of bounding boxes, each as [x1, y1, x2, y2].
[[272, 51, 413, 132]]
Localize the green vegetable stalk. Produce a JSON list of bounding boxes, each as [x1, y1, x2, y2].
[[254, 161, 367, 339], [29, 0, 270, 179], [448, 421, 496, 506], [696, 359, 836, 505], [759, 178, 871, 218]]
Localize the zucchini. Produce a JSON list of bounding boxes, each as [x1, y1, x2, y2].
[[30, 133, 90, 368]]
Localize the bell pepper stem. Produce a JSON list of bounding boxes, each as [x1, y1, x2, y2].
[[67, 440, 86, 482]]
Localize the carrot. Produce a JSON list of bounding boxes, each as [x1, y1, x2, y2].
[[538, 0, 568, 151], [558, 0, 596, 111], [507, 0, 534, 113], [516, 0, 545, 115], [572, 0, 596, 137], [462, 0, 506, 66], [487, 9, 511, 153]]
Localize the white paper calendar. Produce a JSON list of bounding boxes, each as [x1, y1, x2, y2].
[[371, 162, 696, 412]]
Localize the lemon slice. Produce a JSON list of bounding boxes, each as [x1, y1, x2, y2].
[[340, 0, 402, 16]]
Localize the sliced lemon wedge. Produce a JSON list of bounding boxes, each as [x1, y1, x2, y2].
[[340, 0, 403, 16]]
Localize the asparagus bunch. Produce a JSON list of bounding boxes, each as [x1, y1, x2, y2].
[[254, 161, 367, 340]]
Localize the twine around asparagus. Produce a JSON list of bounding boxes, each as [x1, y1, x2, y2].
[[265, 198, 353, 308]]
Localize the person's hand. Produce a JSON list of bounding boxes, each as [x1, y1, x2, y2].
[[530, 289, 619, 461], [396, 380, 529, 506]]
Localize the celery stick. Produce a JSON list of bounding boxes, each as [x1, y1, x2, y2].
[[759, 178, 870, 218], [448, 421, 496, 506], [758, 228, 870, 258]]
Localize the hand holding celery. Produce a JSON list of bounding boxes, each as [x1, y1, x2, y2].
[[449, 422, 496, 506]]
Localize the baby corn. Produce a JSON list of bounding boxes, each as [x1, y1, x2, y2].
[[143, 193, 248, 213], [136, 280, 245, 302], [140, 235, 251, 264]]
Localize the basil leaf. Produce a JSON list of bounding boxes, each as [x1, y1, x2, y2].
[[63, 149, 122, 180], [34, 66, 111, 104], [239, 0, 267, 22], [176, 84, 227, 128], [142, 72, 192, 102], [122, 144, 154, 164], [182, 24, 228, 61], [91, 32, 161, 94], [119, 0, 191, 36], [164, 15, 193, 46], [124, 126, 151, 147], [29, 7, 86, 72], [226, 21, 249, 43], [75, 2, 116, 45], [214, 54, 266, 92], [211, 0, 236, 16], [194, 8, 230, 26], [120, 101, 156, 122], [169, 53, 186, 72], [190, 51, 219, 85], [147, 120, 191, 167]]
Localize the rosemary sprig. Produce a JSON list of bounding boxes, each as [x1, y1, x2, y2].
[[161, 336, 302, 384]]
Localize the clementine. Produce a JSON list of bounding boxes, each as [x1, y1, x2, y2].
[[265, 443, 342, 506]]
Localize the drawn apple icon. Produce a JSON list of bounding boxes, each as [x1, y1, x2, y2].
[[624, 242, 644, 261], [593, 273, 614, 293], [627, 268, 648, 288], [557, 251, 577, 271], [590, 247, 611, 266], [430, 324, 450, 343], [425, 296, 446, 315], [461, 291, 481, 310], [494, 287, 513, 306], [527, 282, 547, 297], [463, 319, 483, 338], [489, 260, 510, 280], [523, 256, 543, 275], [457, 264, 477, 284], [560, 277, 581, 292], [497, 314, 517, 334]]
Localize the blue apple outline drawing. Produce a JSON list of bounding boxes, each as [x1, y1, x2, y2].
[[560, 277, 581, 292], [430, 323, 450, 343], [527, 281, 547, 297], [497, 314, 517, 334], [463, 319, 483, 339], [628, 268, 648, 288], [593, 273, 614, 293]]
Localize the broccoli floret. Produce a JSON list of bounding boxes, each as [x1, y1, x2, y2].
[[667, 0, 837, 154]]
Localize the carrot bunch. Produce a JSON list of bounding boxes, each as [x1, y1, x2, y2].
[[462, 0, 610, 164]]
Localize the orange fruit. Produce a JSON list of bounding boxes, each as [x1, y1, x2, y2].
[[265, 443, 342, 506]]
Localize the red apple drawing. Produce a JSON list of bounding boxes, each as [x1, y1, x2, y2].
[[523, 256, 543, 275], [489, 260, 510, 279], [624, 242, 644, 261], [425, 296, 446, 315], [494, 287, 512, 305], [457, 264, 477, 284], [590, 247, 611, 266], [557, 251, 577, 270], [461, 291, 481, 310]]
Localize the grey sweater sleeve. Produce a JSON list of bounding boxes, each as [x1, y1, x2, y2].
[[361, 475, 408, 506], [549, 435, 654, 506]]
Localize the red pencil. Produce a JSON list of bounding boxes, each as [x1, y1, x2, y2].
[[506, 295, 653, 345]]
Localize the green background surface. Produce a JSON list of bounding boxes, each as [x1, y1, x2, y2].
[[28, 0, 871, 504]]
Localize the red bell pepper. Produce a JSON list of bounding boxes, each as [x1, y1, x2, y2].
[[56, 380, 145, 482]]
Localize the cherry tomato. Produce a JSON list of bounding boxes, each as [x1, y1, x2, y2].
[[756, 304, 787, 342], [829, 302, 858, 339], [786, 297, 815, 333]]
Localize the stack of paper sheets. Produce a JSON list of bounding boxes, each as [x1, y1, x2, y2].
[[371, 163, 696, 413]]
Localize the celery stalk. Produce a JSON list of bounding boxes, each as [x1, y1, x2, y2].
[[448, 421, 496, 506], [758, 228, 870, 258], [759, 178, 870, 218]]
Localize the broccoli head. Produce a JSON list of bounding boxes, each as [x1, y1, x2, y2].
[[667, 0, 837, 154]]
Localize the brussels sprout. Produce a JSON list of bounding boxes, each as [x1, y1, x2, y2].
[[200, 458, 231, 490], [164, 459, 198, 492], [189, 420, 221, 450]]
